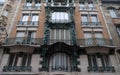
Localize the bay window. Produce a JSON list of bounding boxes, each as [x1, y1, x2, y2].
[[51, 12, 69, 23]]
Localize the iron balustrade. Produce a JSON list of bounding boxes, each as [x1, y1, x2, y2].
[[18, 21, 39, 26], [77, 38, 113, 46], [81, 22, 101, 26], [88, 66, 115, 72], [50, 66, 69, 72], [3, 37, 43, 45], [3, 66, 32, 72], [47, 2, 74, 7], [79, 7, 96, 10], [48, 39, 74, 45], [49, 19, 71, 23], [23, 6, 40, 10]]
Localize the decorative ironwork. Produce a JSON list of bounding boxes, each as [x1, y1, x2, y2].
[[3, 37, 43, 45], [3, 66, 32, 72], [77, 38, 113, 46], [23, 6, 41, 10], [81, 22, 101, 26], [18, 21, 39, 26], [88, 66, 115, 72]]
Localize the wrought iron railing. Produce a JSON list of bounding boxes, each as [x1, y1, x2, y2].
[[81, 22, 101, 26], [88, 66, 115, 72], [77, 38, 113, 46], [79, 6, 96, 10], [49, 19, 71, 23], [3, 66, 32, 72], [23, 6, 41, 10], [50, 66, 69, 72], [3, 38, 113, 46], [47, 2, 74, 7], [3, 37, 43, 45], [17, 21, 39, 26], [48, 39, 74, 45]]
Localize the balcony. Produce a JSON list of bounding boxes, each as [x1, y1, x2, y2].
[[77, 38, 113, 46], [49, 19, 71, 23], [22, 6, 41, 10], [50, 66, 69, 72], [48, 39, 75, 45], [3, 66, 31, 72], [3, 37, 43, 45], [79, 7, 96, 10], [81, 22, 101, 27], [17, 21, 39, 26], [112, 18, 120, 25], [46, 2, 74, 7], [88, 66, 115, 72]]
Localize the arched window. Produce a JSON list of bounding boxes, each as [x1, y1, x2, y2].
[[51, 12, 69, 23], [49, 53, 70, 71]]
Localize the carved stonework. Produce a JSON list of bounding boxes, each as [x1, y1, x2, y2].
[[0, 16, 7, 27]]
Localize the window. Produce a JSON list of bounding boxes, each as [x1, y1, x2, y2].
[[117, 26, 120, 36], [79, 2, 85, 10], [91, 15, 98, 22], [27, 31, 36, 43], [20, 14, 29, 25], [49, 53, 70, 71], [95, 32, 104, 45], [3, 53, 32, 72], [109, 9, 117, 18], [26, 1, 32, 7], [16, 32, 25, 43], [50, 29, 70, 44], [35, 1, 41, 7], [88, 3, 94, 10], [84, 32, 93, 45], [88, 54, 115, 72], [31, 14, 39, 25], [21, 14, 29, 21], [81, 15, 88, 25], [51, 12, 69, 23]]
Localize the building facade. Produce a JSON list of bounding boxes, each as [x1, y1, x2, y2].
[[0, 0, 119, 75], [101, 0, 120, 73]]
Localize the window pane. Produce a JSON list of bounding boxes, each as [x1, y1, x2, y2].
[[81, 15, 88, 22]]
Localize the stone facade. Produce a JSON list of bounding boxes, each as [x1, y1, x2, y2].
[[0, 0, 120, 75]]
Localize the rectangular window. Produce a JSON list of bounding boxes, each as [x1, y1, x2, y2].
[[109, 9, 117, 18], [50, 29, 70, 44], [35, 1, 41, 8], [51, 12, 69, 23], [91, 15, 98, 22], [21, 14, 29, 21], [31, 14, 39, 25], [16, 32, 25, 43], [26, 1, 32, 7], [79, 2, 85, 10], [81, 15, 88, 25], [88, 3, 95, 10], [117, 26, 120, 36], [31, 14, 39, 21], [94, 32, 104, 45], [88, 54, 113, 72], [19, 14, 29, 25], [84, 32, 93, 45]]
